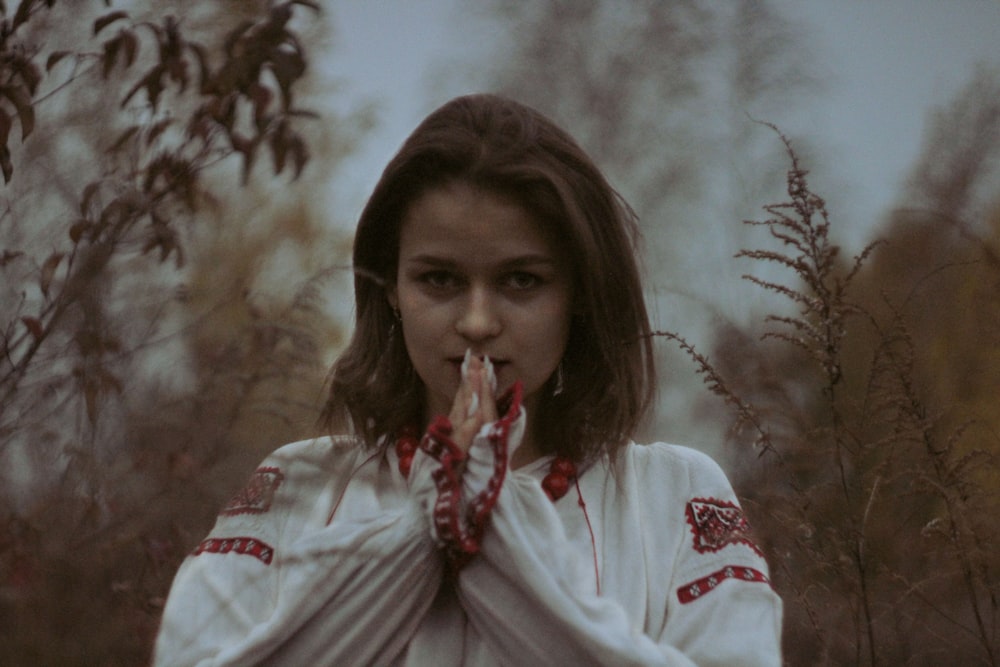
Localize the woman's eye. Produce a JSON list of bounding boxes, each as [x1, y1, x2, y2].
[[419, 271, 459, 289], [504, 272, 542, 290]]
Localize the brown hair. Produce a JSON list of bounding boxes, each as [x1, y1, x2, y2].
[[322, 94, 655, 463]]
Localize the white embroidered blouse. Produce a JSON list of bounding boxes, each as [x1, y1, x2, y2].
[[153, 407, 782, 666]]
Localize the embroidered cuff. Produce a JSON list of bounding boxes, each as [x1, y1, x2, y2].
[[464, 382, 524, 528], [427, 382, 524, 572]]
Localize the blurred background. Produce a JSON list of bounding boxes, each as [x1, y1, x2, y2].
[[1, 1, 998, 663]]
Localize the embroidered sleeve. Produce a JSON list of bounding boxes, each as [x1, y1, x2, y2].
[[658, 447, 783, 665], [674, 496, 770, 605], [153, 438, 444, 666], [684, 497, 762, 556], [179, 466, 285, 569], [671, 474, 773, 604], [221, 466, 284, 516]]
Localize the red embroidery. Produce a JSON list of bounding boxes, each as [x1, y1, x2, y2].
[[677, 565, 770, 604], [192, 536, 275, 565], [685, 497, 762, 556], [222, 466, 284, 516], [464, 382, 521, 539], [425, 381, 522, 572]]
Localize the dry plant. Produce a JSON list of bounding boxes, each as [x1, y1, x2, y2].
[[0, 2, 347, 663], [659, 123, 1000, 665]]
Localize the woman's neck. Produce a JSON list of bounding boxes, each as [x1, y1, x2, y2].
[[510, 430, 543, 469]]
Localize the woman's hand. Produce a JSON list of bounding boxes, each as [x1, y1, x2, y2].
[[448, 351, 498, 453]]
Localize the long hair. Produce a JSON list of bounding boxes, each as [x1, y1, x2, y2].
[[322, 94, 655, 463]]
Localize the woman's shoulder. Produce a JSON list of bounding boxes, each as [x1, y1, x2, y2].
[[261, 433, 365, 471], [618, 441, 737, 498], [624, 440, 726, 474], [209, 434, 367, 535], [226, 434, 366, 510]]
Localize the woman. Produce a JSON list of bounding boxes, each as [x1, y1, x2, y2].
[[154, 94, 782, 665]]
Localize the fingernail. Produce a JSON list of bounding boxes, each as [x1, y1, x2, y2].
[[461, 348, 473, 382], [483, 355, 497, 393]]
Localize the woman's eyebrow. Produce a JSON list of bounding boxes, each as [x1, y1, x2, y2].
[[499, 254, 557, 268], [402, 254, 557, 268], [401, 254, 457, 267]]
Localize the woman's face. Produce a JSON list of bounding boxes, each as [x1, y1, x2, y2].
[[389, 181, 573, 421]]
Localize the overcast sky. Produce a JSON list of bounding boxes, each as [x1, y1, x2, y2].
[[320, 0, 1000, 251]]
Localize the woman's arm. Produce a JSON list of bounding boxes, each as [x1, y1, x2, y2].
[[456, 471, 700, 666], [654, 446, 783, 666], [153, 438, 445, 666], [454, 433, 781, 666]]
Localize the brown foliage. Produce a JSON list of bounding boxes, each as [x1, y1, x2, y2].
[[664, 73, 1000, 663], [0, 1, 352, 663]]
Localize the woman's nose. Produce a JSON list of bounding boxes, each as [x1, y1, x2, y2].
[[455, 286, 501, 340]]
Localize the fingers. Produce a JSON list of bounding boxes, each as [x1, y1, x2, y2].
[[448, 351, 499, 453], [449, 353, 479, 429], [450, 360, 482, 453], [480, 356, 498, 423]]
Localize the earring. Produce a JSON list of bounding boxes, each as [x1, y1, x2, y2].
[[388, 307, 401, 339], [552, 362, 564, 397]]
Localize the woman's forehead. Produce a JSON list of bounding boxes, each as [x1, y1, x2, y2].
[[398, 182, 563, 262]]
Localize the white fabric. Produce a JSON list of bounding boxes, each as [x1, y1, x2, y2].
[[154, 416, 782, 666]]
